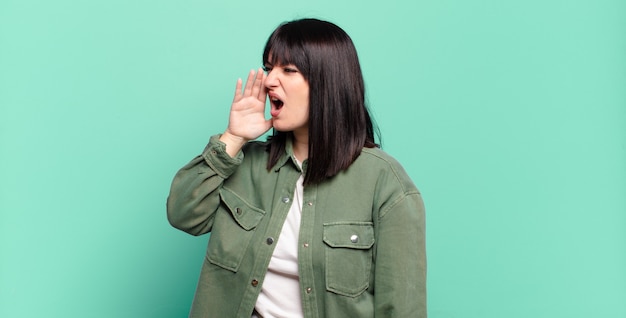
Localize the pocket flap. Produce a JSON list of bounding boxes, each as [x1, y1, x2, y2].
[[219, 187, 265, 230], [323, 222, 375, 249]]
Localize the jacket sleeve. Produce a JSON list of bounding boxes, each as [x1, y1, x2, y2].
[[166, 135, 244, 236], [374, 191, 427, 317]]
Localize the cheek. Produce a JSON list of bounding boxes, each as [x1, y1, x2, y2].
[[299, 82, 310, 102], [302, 105, 310, 122]]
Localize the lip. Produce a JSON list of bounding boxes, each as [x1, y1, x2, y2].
[[268, 91, 282, 101], [270, 107, 281, 117], [268, 92, 283, 118]]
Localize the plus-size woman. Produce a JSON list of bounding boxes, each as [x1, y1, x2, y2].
[[167, 18, 426, 318]]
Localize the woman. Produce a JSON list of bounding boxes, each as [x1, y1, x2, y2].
[[167, 18, 426, 318]]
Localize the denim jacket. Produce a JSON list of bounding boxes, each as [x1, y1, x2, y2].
[[167, 135, 426, 318]]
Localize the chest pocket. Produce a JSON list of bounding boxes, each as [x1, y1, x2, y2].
[[207, 187, 265, 272], [323, 222, 375, 297]]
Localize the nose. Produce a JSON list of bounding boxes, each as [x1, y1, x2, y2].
[[264, 69, 279, 89]]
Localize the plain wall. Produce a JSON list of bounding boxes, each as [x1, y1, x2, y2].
[[1, 0, 624, 317]]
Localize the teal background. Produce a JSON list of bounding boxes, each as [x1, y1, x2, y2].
[[1, 0, 624, 317]]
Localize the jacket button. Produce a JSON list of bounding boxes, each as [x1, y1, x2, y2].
[[350, 235, 359, 243], [235, 208, 242, 215], [266, 237, 274, 245], [251, 279, 259, 287], [303, 243, 309, 248], [305, 287, 312, 294], [282, 197, 290, 203], [307, 202, 313, 206]]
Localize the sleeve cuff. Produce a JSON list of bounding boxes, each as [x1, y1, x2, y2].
[[201, 134, 244, 178]]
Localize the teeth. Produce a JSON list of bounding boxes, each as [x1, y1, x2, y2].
[[270, 97, 283, 107]]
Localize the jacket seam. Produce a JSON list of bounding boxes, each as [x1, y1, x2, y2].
[[360, 148, 412, 194], [379, 191, 420, 220]]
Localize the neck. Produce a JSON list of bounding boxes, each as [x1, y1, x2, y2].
[[292, 130, 309, 162]]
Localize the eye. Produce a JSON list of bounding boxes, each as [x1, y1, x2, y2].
[[262, 65, 272, 73], [283, 66, 299, 73]]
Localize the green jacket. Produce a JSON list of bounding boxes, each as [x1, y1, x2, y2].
[[167, 135, 426, 317]]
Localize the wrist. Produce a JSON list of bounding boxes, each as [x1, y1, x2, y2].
[[221, 130, 248, 144], [219, 131, 247, 157]]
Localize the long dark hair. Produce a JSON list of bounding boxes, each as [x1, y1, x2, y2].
[[263, 18, 379, 185]]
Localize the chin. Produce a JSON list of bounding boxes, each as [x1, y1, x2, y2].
[[271, 121, 289, 132]]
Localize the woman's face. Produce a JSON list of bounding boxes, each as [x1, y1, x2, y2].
[[264, 62, 310, 136]]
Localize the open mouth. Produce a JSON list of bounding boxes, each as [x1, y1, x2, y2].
[[271, 97, 284, 109]]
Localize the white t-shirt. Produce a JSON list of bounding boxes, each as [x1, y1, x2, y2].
[[254, 165, 304, 318]]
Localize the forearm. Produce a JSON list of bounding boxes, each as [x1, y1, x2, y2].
[[166, 135, 244, 235], [219, 130, 248, 158]]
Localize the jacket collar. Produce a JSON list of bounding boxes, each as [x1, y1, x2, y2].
[[272, 134, 305, 173]]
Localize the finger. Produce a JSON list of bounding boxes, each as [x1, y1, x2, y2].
[[251, 67, 264, 98], [243, 69, 256, 96], [256, 71, 267, 101], [232, 78, 243, 102]]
